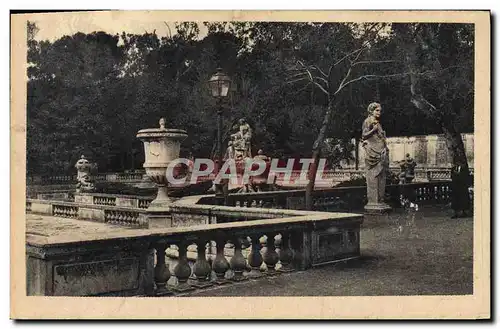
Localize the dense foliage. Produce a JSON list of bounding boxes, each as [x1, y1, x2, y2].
[[26, 22, 473, 176]]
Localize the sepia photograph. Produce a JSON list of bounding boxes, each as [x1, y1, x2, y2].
[[10, 10, 490, 319]]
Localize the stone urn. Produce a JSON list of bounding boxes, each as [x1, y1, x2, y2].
[[137, 118, 187, 208]]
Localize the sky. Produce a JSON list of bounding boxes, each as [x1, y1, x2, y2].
[[25, 11, 212, 41]]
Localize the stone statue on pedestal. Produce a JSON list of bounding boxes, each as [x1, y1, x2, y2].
[[398, 153, 417, 184], [361, 102, 391, 213]]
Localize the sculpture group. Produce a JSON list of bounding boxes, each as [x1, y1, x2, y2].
[[225, 118, 253, 161], [75, 155, 95, 193]]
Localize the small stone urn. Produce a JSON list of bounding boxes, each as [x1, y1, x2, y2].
[[137, 118, 187, 208]]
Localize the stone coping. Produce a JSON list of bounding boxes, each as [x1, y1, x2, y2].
[[172, 203, 323, 216], [76, 192, 154, 200], [26, 209, 363, 248]]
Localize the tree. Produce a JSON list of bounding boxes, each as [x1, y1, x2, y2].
[[286, 23, 402, 209], [392, 23, 473, 212]]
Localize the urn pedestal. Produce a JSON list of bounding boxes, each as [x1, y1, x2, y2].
[[137, 119, 187, 212]]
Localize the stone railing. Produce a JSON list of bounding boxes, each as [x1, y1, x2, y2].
[[26, 207, 362, 296], [27, 171, 146, 185], [26, 181, 453, 229], [195, 181, 453, 212], [74, 193, 154, 209], [26, 175, 76, 185], [26, 199, 149, 228], [31, 190, 74, 201], [426, 167, 474, 181], [27, 166, 473, 188]]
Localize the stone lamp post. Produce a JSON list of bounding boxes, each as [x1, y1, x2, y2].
[[137, 118, 187, 209]]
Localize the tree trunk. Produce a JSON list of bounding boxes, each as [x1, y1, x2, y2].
[[441, 121, 472, 212], [355, 137, 360, 170], [305, 97, 335, 210], [401, 32, 472, 213]]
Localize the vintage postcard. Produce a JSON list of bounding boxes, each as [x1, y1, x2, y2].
[[10, 10, 490, 319]]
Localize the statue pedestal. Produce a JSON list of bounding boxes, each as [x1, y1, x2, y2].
[[146, 208, 173, 228]]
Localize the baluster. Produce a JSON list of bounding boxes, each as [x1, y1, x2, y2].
[[172, 241, 195, 292], [154, 243, 172, 296], [212, 235, 230, 285], [230, 236, 248, 281], [124, 212, 130, 225], [247, 234, 263, 278], [278, 232, 294, 272], [262, 233, 279, 275], [429, 185, 435, 201], [192, 238, 212, 289]]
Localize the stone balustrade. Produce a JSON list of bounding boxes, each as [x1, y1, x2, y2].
[[26, 199, 148, 228], [27, 166, 473, 188], [195, 181, 454, 212], [74, 193, 153, 209], [33, 190, 74, 201], [26, 208, 362, 296], [27, 171, 146, 185], [26, 181, 454, 229]]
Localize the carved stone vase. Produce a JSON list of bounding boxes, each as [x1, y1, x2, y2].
[[137, 118, 187, 209]]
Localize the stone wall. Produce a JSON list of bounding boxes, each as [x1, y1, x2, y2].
[[342, 133, 474, 169]]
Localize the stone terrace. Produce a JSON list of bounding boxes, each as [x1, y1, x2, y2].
[[189, 204, 473, 296], [26, 204, 472, 296]]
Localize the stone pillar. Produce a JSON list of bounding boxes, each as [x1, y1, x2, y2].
[[463, 133, 474, 168], [413, 135, 428, 166], [395, 137, 406, 162], [436, 135, 452, 166], [406, 137, 416, 159], [425, 135, 439, 167]]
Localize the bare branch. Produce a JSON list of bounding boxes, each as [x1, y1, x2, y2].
[[340, 72, 409, 91], [336, 70, 435, 93], [352, 60, 396, 66], [286, 72, 308, 80], [314, 76, 329, 86], [163, 22, 172, 39], [334, 67, 353, 94], [327, 64, 334, 80], [333, 47, 364, 67], [411, 94, 439, 116], [296, 60, 316, 84], [310, 65, 328, 78], [312, 81, 330, 96]]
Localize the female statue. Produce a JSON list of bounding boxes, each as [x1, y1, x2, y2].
[[361, 102, 391, 211]]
